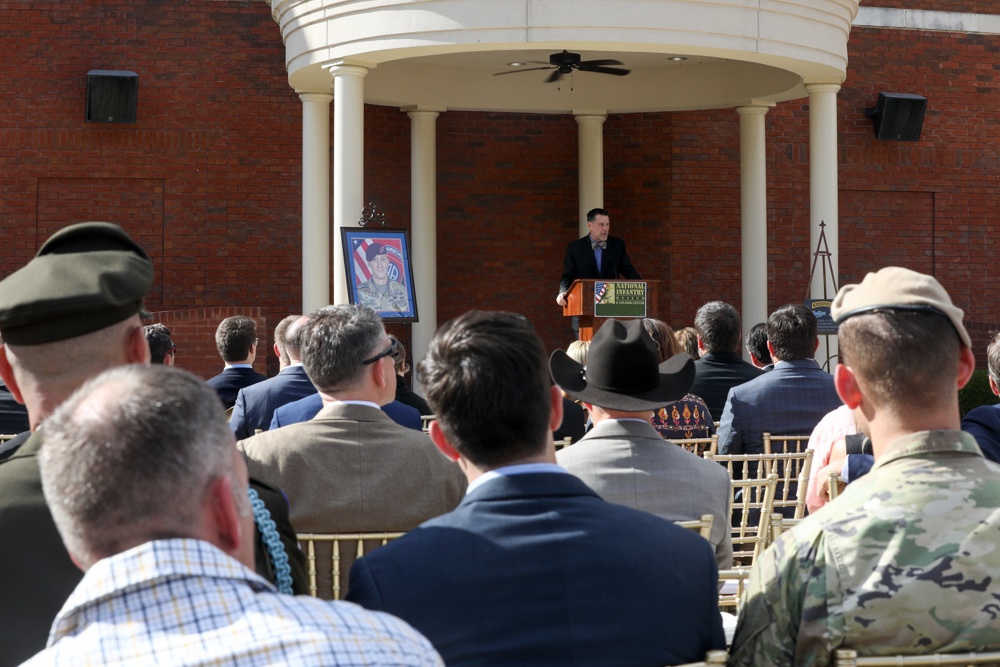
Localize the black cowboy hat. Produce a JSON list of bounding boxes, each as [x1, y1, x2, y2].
[[549, 319, 695, 412]]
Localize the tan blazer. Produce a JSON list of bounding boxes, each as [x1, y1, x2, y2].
[[239, 401, 466, 533], [557, 418, 733, 571]]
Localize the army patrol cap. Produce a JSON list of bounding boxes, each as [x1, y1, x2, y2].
[[831, 266, 970, 348], [0, 222, 153, 345]]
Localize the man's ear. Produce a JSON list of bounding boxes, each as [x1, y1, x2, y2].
[[956, 346, 976, 391], [549, 385, 564, 432], [834, 363, 863, 409], [128, 324, 151, 365], [428, 421, 460, 461], [989, 376, 999, 397], [766, 340, 777, 361], [0, 347, 24, 403], [697, 335, 706, 353], [206, 474, 245, 560]]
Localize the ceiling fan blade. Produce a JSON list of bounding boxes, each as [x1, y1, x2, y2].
[[577, 59, 623, 67], [494, 66, 555, 76], [576, 65, 630, 76], [544, 69, 563, 83]]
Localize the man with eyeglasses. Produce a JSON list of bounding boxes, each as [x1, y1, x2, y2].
[[238, 304, 466, 599]]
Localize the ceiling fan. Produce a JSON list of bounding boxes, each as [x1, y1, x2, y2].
[[494, 50, 630, 83]]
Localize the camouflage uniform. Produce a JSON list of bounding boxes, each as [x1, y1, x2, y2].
[[357, 279, 409, 313], [729, 430, 1000, 667]]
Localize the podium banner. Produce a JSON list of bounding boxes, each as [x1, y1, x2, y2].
[[594, 281, 647, 318]]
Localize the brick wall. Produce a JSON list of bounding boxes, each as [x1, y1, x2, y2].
[[1, 2, 999, 372]]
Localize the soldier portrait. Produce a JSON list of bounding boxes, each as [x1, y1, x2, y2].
[[344, 230, 418, 321]]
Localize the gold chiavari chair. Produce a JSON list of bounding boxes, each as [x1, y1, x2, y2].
[[728, 473, 778, 568], [707, 449, 813, 520], [676, 514, 715, 541], [829, 470, 842, 501], [672, 434, 719, 457], [717, 567, 753, 615], [420, 414, 435, 432], [833, 649, 1000, 666], [297, 531, 405, 600], [762, 433, 812, 454], [553, 436, 572, 451]]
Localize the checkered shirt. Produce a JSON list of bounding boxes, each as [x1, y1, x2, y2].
[[21, 539, 442, 666]]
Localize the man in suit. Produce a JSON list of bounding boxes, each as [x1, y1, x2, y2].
[[689, 301, 764, 420], [745, 322, 774, 370], [239, 305, 466, 597], [555, 207, 641, 308], [268, 390, 422, 431], [555, 319, 733, 572], [229, 314, 315, 439], [346, 311, 724, 666], [0, 223, 308, 664], [718, 304, 842, 455], [206, 315, 267, 409]]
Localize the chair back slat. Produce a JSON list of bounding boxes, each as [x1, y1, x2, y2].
[[763, 433, 812, 454], [676, 514, 715, 540], [672, 434, 719, 457], [298, 532, 405, 599], [725, 473, 778, 567], [706, 449, 813, 519]]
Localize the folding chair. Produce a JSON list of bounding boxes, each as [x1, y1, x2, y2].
[[728, 473, 778, 568], [672, 434, 719, 457], [763, 433, 812, 454]]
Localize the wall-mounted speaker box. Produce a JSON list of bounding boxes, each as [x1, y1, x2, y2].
[[865, 93, 927, 141], [86, 70, 138, 123]]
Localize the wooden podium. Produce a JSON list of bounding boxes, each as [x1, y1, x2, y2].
[[563, 279, 659, 341]]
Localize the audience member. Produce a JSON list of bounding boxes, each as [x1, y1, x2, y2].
[[206, 315, 267, 409], [730, 266, 1000, 665], [675, 326, 700, 359], [0, 223, 305, 664], [643, 318, 715, 440], [272, 314, 299, 371], [803, 404, 857, 513], [230, 314, 316, 439], [144, 323, 175, 365], [554, 339, 590, 443], [389, 335, 432, 417], [718, 304, 841, 455], [689, 301, 763, 420], [744, 322, 773, 370], [239, 305, 466, 597], [961, 330, 1000, 463], [556, 319, 732, 572], [23, 365, 441, 666], [346, 311, 724, 666]]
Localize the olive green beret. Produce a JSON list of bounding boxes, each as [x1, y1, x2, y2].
[[831, 266, 970, 348], [0, 222, 153, 345]]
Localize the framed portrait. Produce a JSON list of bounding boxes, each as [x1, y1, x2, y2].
[[342, 228, 418, 322]]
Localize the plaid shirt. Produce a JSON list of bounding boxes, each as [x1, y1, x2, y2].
[[22, 539, 442, 666]]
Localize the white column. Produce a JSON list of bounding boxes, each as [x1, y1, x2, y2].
[[806, 81, 842, 369], [329, 64, 369, 305], [805, 82, 841, 300], [299, 92, 333, 312], [737, 105, 771, 351], [575, 112, 606, 236], [406, 107, 442, 391]]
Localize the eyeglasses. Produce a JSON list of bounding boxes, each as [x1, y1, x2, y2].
[[362, 338, 398, 365]]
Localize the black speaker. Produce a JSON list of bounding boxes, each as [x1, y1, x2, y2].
[[865, 93, 926, 141], [86, 70, 138, 123]]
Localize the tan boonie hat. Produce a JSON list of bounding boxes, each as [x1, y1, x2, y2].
[[831, 266, 970, 348], [0, 222, 153, 345]]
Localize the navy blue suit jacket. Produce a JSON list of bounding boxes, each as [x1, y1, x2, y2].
[[206, 366, 268, 410], [718, 359, 842, 455], [269, 392, 422, 431], [961, 403, 1000, 464], [229, 365, 315, 440], [690, 352, 765, 421], [346, 472, 725, 667], [0, 378, 29, 435], [558, 235, 640, 296]]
